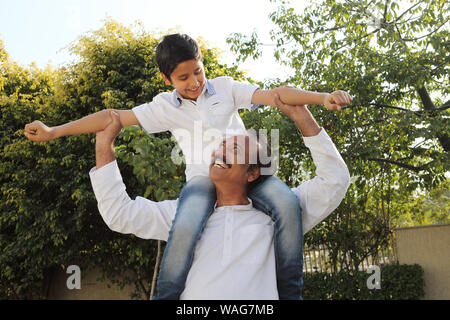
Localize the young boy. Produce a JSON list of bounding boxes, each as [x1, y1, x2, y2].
[[24, 34, 352, 299]]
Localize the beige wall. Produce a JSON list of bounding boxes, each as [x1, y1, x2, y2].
[[394, 223, 450, 300], [47, 266, 134, 300]]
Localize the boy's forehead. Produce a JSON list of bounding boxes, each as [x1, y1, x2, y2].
[[172, 59, 203, 75]]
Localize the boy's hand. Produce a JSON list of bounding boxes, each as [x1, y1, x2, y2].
[[24, 120, 55, 141], [323, 90, 352, 111]]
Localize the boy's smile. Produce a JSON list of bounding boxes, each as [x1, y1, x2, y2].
[[161, 59, 206, 101]]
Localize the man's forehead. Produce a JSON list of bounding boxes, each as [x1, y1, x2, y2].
[[221, 135, 259, 156], [223, 135, 250, 144]]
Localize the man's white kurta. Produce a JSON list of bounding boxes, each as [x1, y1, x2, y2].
[[89, 129, 350, 299]]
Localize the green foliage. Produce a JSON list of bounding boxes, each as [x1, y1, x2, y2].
[[0, 20, 245, 299], [231, 0, 449, 273], [303, 264, 425, 300], [392, 180, 450, 227]]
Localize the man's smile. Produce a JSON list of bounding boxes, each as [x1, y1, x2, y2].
[[211, 156, 231, 169]]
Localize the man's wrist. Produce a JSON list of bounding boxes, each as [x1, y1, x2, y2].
[[288, 105, 309, 119], [96, 142, 116, 169], [290, 105, 321, 137]]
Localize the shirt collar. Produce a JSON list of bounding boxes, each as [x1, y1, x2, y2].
[[214, 198, 254, 212], [171, 79, 216, 107]]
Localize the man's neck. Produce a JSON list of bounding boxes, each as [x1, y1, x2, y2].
[[215, 185, 249, 208]]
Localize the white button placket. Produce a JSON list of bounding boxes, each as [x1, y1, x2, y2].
[[222, 212, 234, 265]]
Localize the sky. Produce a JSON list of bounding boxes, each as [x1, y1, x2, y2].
[[0, 0, 301, 81]]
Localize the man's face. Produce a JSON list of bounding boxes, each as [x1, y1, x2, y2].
[[161, 59, 206, 101], [209, 135, 260, 186]]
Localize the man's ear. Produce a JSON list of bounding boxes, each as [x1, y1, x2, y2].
[[247, 166, 261, 183], [160, 72, 172, 85]]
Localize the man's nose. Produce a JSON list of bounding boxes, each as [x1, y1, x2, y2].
[[212, 148, 229, 163]]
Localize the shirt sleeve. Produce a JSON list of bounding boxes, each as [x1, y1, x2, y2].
[[231, 79, 260, 111], [291, 129, 351, 234], [89, 160, 178, 241], [132, 99, 171, 134]]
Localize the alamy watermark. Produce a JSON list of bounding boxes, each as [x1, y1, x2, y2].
[[366, 265, 381, 290], [66, 265, 81, 290]]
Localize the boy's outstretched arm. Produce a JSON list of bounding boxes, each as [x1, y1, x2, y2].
[[24, 109, 139, 142], [251, 86, 352, 111]]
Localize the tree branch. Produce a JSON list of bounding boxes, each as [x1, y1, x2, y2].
[[441, 99, 450, 109], [150, 240, 162, 300], [342, 103, 422, 115], [367, 157, 434, 172], [416, 84, 436, 110], [402, 18, 450, 41], [342, 103, 449, 115], [393, 1, 423, 23]]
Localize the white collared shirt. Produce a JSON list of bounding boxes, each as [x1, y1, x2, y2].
[[89, 129, 351, 300], [132, 77, 259, 181]]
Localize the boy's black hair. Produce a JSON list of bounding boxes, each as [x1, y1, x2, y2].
[[156, 34, 203, 80]]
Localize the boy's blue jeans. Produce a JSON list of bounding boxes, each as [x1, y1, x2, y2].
[[153, 175, 303, 300]]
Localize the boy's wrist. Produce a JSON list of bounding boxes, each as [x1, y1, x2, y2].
[[321, 93, 331, 105], [51, 125, 68, 139], [51, 126, 60, 139]]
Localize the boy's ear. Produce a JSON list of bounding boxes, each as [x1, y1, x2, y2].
[[160, 72, 172, 85]]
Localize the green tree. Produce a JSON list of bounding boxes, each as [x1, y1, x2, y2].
[[0, 20, 246, 299], [229, 0, 449, 275], [393, 180, 450, 227]]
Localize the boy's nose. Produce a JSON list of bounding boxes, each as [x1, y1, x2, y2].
[[190, 76, 200, 88]]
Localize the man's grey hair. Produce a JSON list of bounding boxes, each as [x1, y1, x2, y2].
[[245, 128, 279, 187]]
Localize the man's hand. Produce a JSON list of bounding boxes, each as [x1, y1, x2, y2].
[[323, 90, 352, 111], [96, 110, 123, 145], [95, 110, 122, 169], [24, 120, 55, 142], [273, 94, 321, 137], [273, 93, 306, 119]]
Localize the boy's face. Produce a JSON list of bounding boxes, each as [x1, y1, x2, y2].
[[161, 59, 206, 101]]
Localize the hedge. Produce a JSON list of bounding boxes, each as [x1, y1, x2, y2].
[[302, 263, 424, 300]]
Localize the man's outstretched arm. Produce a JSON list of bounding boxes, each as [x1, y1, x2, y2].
[[90, 110, 177, 240], [273, 95, 351, 233]]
